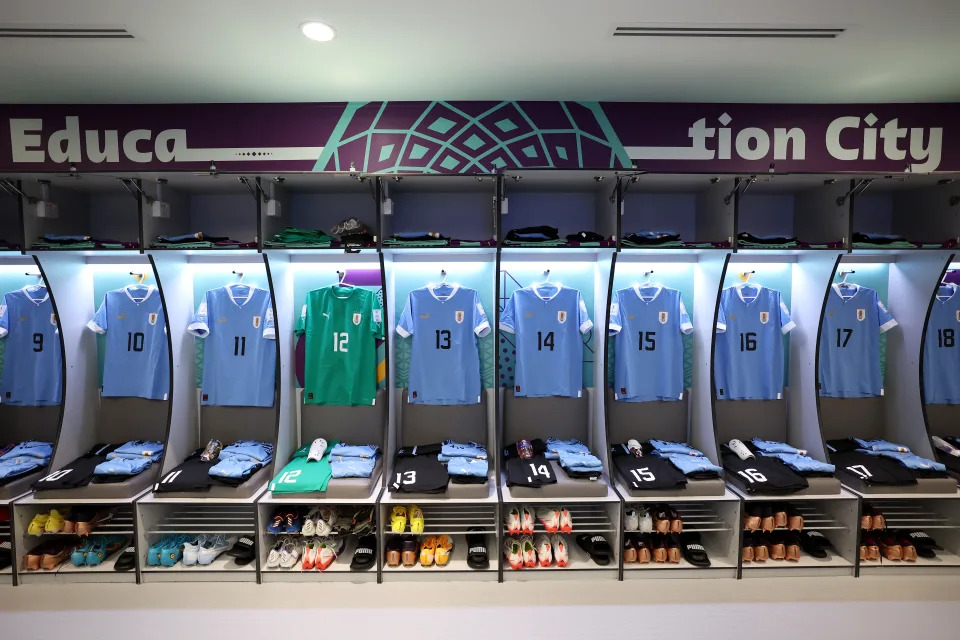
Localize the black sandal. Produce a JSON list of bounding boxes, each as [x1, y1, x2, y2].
[[576, 534, 612, 566]]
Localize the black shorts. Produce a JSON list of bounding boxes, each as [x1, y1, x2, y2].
[[154, 450, 217, 492], [32, 444, 121, 491], [390, 455, 449, 494], [612, 453, 687, 490], [829, 451, 918, 486], [505, 454, 557, 488], [722, 450, 809, 494]]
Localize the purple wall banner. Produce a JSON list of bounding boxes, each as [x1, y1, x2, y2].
[[1, 101, 958, 174]]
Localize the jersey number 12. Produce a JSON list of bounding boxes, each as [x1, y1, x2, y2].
[[332, 332, 348, 352]]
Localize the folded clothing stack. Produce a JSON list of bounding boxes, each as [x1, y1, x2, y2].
[[264, 226, 334, 248], [737, 232, 799, 249], [503, 226, 565, 246], [439, 440, 488, 484], [502, 438, 557, 487], [329, 217, 376, 247], [831, 438, 946, 475], [747, 438, 835, 476], [722, 441, 810, 494], [622, 230, 732, 249], [565, 231, 611, 247], [852, 232, 915, 249], [208, 440, 274, 486], [328, 442, 379, 479], [93, 440, 164, 481], [0, 238, 21, 251], [544, 438, 603, 479], [392, 443, 448, 493], [611, 440, 721, 491], [649, 440, 724, 476], [382, 231, 449, 247], [269, 439, 337, 493], [623, 230, 683, 248], [31, 234, 139, 250], [0, 441, 53, 484], [151, 232, 256, 249]]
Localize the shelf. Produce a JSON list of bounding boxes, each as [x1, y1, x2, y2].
[[141, 554, 253, 573], [385, 503, 498, 535], [624, 555, 738, 571], [147, 505, 257, 535], [382, 534, 493, 573], [502, 537, 616, 574], [501, 504, 616, 535], [744, 551, 852, 569], [261, 537, 372, 575]]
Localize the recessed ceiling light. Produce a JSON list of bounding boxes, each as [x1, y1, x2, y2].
[[301, 21, 336, 42]]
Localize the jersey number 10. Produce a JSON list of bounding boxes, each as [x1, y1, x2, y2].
[[126, 332, 145, 352]]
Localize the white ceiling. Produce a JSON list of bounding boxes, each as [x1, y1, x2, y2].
[[1, 0, 959, 104]]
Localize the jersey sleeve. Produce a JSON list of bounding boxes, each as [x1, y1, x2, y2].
[[500, 293, 517, 334], [369, 292, 384, 339], [877, 294, 897, 333], [295, 295, 308, 337], [577, 291, 593, 334], [396, 292, 415, 338], [779, 295, 796, 335], [472, 290, 491, 337], [608, 292, 623, 336], [263, 304, 276, 340], [678, 295, 693, 335], [87, 294, 109, 334], [716, 296, 727, 333], [187, 291, 211, 338], [0, 295, 9, 339]]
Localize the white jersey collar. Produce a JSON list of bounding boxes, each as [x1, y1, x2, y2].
[[428, 282, 460, 302], [633, 283, 662, 302], [532, 282, 562, 302], [937, 282, 957, 303], [832, 282, 860, 301], [735, 283, 762, 304], [21, 284, 49, 304], [123, 284, 155, 304], [226, 283, 255, 307]]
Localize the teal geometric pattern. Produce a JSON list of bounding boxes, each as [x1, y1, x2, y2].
[[315, 101, 632, 173]]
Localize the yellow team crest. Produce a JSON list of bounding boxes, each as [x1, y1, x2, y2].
[[252, 315, 261, 328], [455, 310, 464, 324], [956, 310, 960, 323], [857, 308, 866, 321], [148, 312, 158, 326], [759, 311, 769, 324], [353, 312, 362, 326], [557, 310, 567, 324], [658, 311, 669, 324], [49, 313, 57, 326]]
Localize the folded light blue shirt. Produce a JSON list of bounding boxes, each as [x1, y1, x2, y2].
[[751, 439, 803, 455], [858, 449, 946, 471], [853, 438, 909, 453], [650, 440, 705, 457], [328, 443, 379, 459], [447, 457, 488, 477], [439, 441, 487, 461], [330, 456, 377, 478], [655, 452, 723, 475], [558, 450, 603, 471], [760, 451, 834, 473], [545, 438, 591, 460]]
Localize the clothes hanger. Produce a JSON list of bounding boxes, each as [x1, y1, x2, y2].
[[535, 269, 560, 291], [23, 272, 45, 291], [335, 270, 354, 288], [938, 270, 957, 300], [735, 270, 761, 300], [125, 271, 151, 301], [636, 270, 659, 288], [834, 269, 859, 299]]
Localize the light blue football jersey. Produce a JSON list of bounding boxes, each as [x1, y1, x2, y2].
[[88, 285, 169, 400], [714, 284, 794, 400], [0, 286, 62, 406], [500, 284, 592, 398], [609, 285, 692, 402], [188, 284, 276, 407], [923, 284, 960, 404], [397, 284, 490, 405], [819, 283, 896, 398]]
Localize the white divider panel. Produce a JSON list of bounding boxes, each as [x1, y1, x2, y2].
[[788, 252, 843, 458], [264, 253, 295, 466], [149, 251, 198, 475], [35, 252, 98, 467], [885, 253, 953, 457], [691, 252, 727, 462]]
